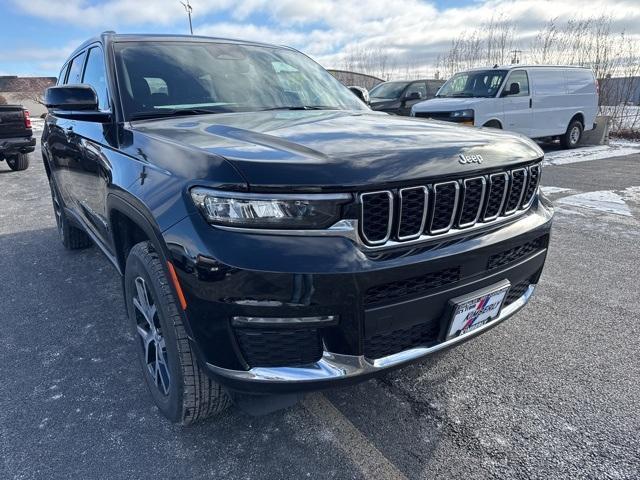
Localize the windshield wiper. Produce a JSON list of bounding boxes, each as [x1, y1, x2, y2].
[[259, 106, 337, 111], [129, 108, 226, 121]]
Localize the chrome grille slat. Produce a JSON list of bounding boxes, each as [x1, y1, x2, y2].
[[357, 162, 541, 247], [360, 191, 393, 245], [521, 165, 541, 208], [459, 177, 487, 228], [504, 168, 528, 215], [430, 181, 460, 234], [397, 186, 428, 240], [484, 172, 509, 221]]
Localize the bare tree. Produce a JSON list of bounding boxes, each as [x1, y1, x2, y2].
[[10, 77, 55, 106], [530, 15, 640, 136]]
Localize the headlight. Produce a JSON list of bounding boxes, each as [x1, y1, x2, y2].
[[450, 109, 474, 118], [190, 188, 352, 229]]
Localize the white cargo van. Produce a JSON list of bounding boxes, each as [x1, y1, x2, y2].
[[411, 65, 599, 148]]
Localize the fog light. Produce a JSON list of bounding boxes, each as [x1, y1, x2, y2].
[[231, 315, 337, 328]]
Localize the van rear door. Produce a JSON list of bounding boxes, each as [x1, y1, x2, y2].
[[501, 69, 533, 136]]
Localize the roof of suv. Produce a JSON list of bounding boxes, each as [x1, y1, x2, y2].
[[67, 31, 293, 61]]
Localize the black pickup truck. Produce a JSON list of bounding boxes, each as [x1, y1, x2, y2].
[[42, 32, 553, 424], [0, 105, 34, 170]]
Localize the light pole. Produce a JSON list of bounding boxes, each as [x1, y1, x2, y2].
[[180, 0, 193, 35]]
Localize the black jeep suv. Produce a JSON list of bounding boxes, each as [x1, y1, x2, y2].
[[42, 32, 553, 424]]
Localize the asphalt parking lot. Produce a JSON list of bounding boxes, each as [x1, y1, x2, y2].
[[1, 141, 639, 480]]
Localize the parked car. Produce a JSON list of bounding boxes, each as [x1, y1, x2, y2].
[[369, 79, 444, 115], [0, 105, 34, 170], [412, 65, 598, 148], [42, 32, 553, 424], [347, 85, 370, 104]]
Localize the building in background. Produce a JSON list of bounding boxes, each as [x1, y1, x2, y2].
[[0, 76, 56, 117], [599, 76, 640, 106]]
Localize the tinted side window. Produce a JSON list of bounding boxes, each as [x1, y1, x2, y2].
[[406, 82, 427, 99], [506, 70, 529, 96], [82, 47, 109, 110], [67, 51, 87, 85], [57, 64, 69, 85]]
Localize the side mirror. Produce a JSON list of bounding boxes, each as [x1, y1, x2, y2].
[[503, 82, 520, 96], [405, 91, 422, 101], [44, 85, 110, 122], [348, 86, 370, 105]]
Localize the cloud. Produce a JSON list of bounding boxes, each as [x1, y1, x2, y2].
[[7, 0, 640, 77]]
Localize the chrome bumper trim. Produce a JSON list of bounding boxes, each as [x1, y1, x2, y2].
[[207, 284, 536, 384]]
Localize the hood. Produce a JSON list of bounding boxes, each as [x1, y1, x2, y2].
[[132, 110, 542, 191], [413, 97, 493, 112]]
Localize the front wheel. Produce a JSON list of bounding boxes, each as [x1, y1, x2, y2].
[[124, 242, 231, 424], [6, 153, 29, 171], [560, 120, 583, 149]]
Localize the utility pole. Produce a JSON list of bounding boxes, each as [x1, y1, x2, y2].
[[510, 49, 523, 65], [180, 0, 193, 35]]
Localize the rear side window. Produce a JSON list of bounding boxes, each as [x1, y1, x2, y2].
[[82, 47, 109, 110], [565, 69, 595, 94], [67, 51, 87, 85], [506, 70, 529, 96]]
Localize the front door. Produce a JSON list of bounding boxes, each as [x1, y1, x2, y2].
[[400, 81, 427, 116], [501, 70, 532, 136], [73, 45, 113, 245]]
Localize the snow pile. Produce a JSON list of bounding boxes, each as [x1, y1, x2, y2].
[[544, 139, 640, 166], [30, 118, 45, 133]]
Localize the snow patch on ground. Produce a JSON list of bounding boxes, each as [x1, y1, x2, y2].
[[541, 186, 573, 195], [544, 140, 640, 166], [30, 118, 44, 132], [556, 190, 633, 217]]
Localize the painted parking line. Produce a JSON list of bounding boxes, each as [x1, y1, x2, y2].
[[303, 393, 408, 480]]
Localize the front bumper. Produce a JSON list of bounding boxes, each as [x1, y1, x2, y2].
[[208, 284, 534, 392], [0, 136, 36, 155], [164, 195, 553, 394]]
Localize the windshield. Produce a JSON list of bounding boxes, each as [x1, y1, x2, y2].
[[114, 41, 366, 120], [369, 81, 410, 100], [436, 70, 507, 98]]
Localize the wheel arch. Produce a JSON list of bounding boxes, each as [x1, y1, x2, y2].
[[483, 119, 503, 129], [569, 112, 585, 127], [107, 193, 174, 276]]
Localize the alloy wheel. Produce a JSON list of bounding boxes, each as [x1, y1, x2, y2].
[[133, 276, 171, 395]]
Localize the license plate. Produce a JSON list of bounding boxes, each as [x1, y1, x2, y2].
[[446, 283, 510, 340]]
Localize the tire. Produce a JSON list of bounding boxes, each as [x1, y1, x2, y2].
[[124, 242, 231, 424], [6, 152, 29, 171], [560, 120, 583, 149], [483, 120, 502, 129], [48, 179, 92, 250]]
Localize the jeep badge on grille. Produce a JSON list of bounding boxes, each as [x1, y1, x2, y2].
[[459, 153, 483, 164]]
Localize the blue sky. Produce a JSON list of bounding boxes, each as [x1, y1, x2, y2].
[[1, 0, 639, 77]]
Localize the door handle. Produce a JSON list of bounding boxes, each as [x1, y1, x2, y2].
[[529, 98, 532, 108]]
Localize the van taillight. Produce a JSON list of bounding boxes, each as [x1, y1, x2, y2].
[[24, 110, 32, 129]]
